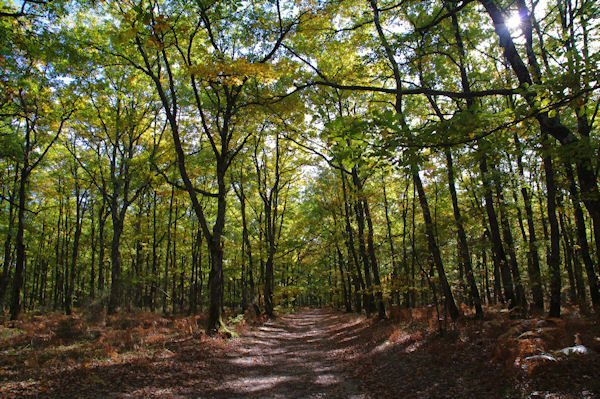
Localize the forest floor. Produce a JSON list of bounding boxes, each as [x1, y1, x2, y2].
[[0, 306, 599, 398]]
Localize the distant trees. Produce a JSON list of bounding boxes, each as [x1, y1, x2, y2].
[[0, 0, 599, 328]]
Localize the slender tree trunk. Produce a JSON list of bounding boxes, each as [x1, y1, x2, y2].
[[494, 173, 527, 310], [171, 200, 178, 314], [163, 187, 174, 314], [151, 191, 158, 312], [542, 134, 561, 317], [65, 182, 84, 315], [0, 166, 18, 306], [134, 204, 144, 308], [107, 218, 124, 314], [352, 189, 375, 314], [412, 165, 460, 320], [563, 214, 587, 309], [237, 178, 257, 313], [445, 149, 483, 317], [53, 188, 63, 310], [341, 169, 364, 312], [264, 200, 275, 317], [9, 165, 29, 320], [89, 198, 96, 300], [514, 133, 544, 311], [190, 224, 202, 314], [336, 246, 352, 312], [97, 199, 107, 296], [558, 205, 577, 304], [401, 184, 410, 307], [478, 150, 515, 307], [382, 177, 399, 303], [363, 197, 386, 318], [564, 163, 600, 311]]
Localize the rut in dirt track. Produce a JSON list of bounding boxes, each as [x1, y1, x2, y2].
[[209, 309, 367, 398]]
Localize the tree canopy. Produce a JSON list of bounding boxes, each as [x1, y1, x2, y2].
[[1, 0, 600, 332]]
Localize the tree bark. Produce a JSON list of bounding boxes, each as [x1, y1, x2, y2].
[[341, 168, 364, 312], [564, 163, 600, 310], [445, 149, 483, 317], [351, 167, 375, 316], [541, 134, 561, 317], [412, 165, 460, 321], [65, 177, 84, 316], [9, 164, 29, 320], [478, 150, 515, 307], [514, 133, 544, 311], [0, 166, 18, 306]]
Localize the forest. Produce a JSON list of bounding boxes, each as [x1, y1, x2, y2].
[[1, 0, 600, 397]]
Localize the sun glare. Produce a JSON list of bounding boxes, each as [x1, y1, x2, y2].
[[505, 13, 522, 31]]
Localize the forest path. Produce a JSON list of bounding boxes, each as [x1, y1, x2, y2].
[[210, 308, 367, 398]]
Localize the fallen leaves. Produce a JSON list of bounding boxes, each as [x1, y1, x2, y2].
[[1, 308, 599, 398], [0, 310, 232, 398]]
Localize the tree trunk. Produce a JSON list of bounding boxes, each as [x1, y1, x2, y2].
[[412, 165, 460, 321], [352, 185, 375, 315], [163, 188, 174, 314], [206, 158, 227, 332], [363, 196, 386, 318], [445, 149, 483, 317], [9, 165, 29, 320], [341, 168, 364, 312], [97, 199, 107, 296], [562, 213, 587, 309], [65, 182, 84, 315], [478, 149, 515, 307], [336, 246, 352, 312], [207, 238, 224, 331], [494, 172, 527, 310], [107, 218, 124, 314], [382, 177, 399, 304], [514, 133, 544, 311], [89, 197, 96, 300], [558, 205, 577, 305], [151, 191, 158, 312], [564, 162, 600, 311], [542, 134, 561, 317], [0, 166, 18, 306], [481, 0, 600, 274]]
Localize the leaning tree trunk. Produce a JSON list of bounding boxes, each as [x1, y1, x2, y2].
[[478, 150, 515, 307], [412, 165, 460, 321], [445, 149, 483, 317]]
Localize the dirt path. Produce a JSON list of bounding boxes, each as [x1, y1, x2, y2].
[[209, 309, 367, 398], [4, 308, 600, 398]]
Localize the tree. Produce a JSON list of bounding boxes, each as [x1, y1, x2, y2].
[[72, 67, 156, 312]]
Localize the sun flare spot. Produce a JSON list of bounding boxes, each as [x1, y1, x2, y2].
[[505, 13, 522, 31]]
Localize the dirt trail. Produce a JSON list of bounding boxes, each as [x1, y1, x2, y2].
[[210, 308, 367, 398], [4, 308, 599, 398]]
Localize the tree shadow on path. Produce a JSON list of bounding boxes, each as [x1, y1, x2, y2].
[[9, 309, 368, 398]]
